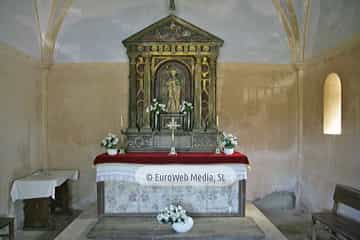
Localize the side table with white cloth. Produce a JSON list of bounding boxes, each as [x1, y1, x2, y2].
[[11, 169, 79, 229]]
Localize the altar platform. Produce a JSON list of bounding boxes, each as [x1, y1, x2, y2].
[[51, 203, 287, 240], [87, 216, 265, 240]]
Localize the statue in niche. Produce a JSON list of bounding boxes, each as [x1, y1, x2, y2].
[[166, 68, 181, 112]]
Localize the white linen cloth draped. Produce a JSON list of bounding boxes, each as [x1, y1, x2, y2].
[[11, 170, 79, 201]]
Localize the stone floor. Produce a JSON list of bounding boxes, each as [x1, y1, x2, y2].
[[260, 208, 334, 240], [2, 211, 81, 240], [260, 208, 312, 240], [10, 202, 324, 240]]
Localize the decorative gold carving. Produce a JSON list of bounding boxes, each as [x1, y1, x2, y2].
[[123, 14, 223, 134], [201, 56, 210, 128], [152, 56, 194, 76], [135, 56, 145, 128], [189, 45, 196, 52], [176, 45, 183, 51], [164, 45, 171, 51], [202, 45, 210, 52]]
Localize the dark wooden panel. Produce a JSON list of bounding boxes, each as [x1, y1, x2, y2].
[[239, 179, 246, 217], [0, 217, 14, 240], [313, 212, 360, 240], [52, 180, 72, 215], [97, 182, 105, 217], [23, 198, 51, 229], [334, 184, 360, 211]]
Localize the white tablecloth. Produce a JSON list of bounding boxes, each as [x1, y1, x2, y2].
[[96, 163, 248, 185], [11, 170, 79, 201]]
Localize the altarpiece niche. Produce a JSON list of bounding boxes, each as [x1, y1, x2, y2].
[[123, 15, 223, 152]]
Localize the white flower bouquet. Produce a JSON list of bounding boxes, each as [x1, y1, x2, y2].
[[157, 204, 187, 224], [222, 132, 238, 149], [179, 101, 193, 114], [100, 133, 119, 149], [146, 98, 166, 115]]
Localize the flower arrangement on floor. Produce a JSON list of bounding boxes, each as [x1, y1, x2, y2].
[[146, 98, 166, 129], [101, 133, 119, 155], [157, 204, 194, 233], [222, 132, 238, 155]]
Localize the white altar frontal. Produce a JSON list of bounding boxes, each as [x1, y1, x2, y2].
[[95, 163, 248, 216]]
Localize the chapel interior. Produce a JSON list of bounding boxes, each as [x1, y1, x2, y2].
[[0, 0, 360, 240]]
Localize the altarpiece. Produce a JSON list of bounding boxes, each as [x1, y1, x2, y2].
[[123, 15, 223, 152]]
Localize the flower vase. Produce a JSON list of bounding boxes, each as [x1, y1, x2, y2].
[[154, 114, 159, 130], [187, 113, 191, 130], [172, 216, 194, 233], [224, 148, 234, 155], [106, 148, 118, 156]]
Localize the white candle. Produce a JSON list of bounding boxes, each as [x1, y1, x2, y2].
[[120, 115, 124, 129], [216, 115, 219, 128]]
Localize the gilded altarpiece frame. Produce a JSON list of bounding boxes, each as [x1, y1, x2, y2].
[[123, 15, 223, 152]]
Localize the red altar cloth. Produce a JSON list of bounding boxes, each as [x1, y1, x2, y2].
[[94, 152, 249, 165]]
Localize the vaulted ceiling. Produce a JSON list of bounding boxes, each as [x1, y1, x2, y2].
[[0, 0, 359, 64]]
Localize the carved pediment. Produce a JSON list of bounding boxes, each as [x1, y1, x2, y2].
[[123, 15, 223, 46]]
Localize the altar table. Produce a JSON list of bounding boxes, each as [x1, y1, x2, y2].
[[11, 169, 78, 229], [94, 152, 249, 217]]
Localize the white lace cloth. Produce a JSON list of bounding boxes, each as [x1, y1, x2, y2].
[[11, 169, 79, 201], [96, 163, 248, 183]]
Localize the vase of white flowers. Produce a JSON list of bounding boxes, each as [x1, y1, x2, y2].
[[101, 133, 119, 155], [180, 101, 193, 130], [157, 204, 193, 233], [222, 132, 238, 155], [146, 98, 166, 130]]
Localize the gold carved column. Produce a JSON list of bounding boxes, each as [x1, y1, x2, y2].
[[208, 56, 217, 129], [128, 54, 137, 129], [194, 55, 202, 129], [143, 55, 151, 129]]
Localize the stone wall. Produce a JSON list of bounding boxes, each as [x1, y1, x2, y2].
[[47, 63, 128, 207], [0, 41, 42, 215], [301, 39, 360, 218], [46, 62, 299, 208]]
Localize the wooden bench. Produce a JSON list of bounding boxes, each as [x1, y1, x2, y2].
[[312, 184, 360, 240], [0, 217, 14, 240]]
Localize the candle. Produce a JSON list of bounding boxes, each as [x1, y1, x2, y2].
[[120, 115, 124, 129], [216, 115, 219, 128]]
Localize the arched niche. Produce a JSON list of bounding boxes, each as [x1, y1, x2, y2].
[[153, 60, 193, 111], [323, 73, 342, 135]]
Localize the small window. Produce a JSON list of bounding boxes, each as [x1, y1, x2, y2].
[[323, 73, 342, 135]]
